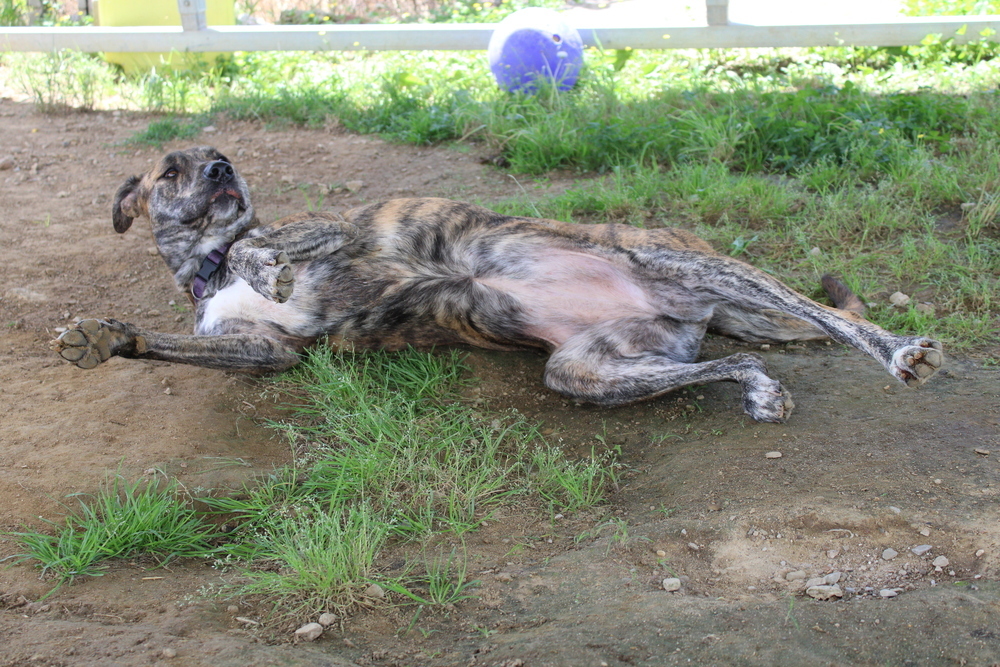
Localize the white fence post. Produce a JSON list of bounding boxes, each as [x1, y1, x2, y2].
[[706, 0, 729, 27], [178, 0, 207, 32]]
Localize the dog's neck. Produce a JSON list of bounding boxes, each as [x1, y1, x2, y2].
[[172, 210, 261, 299]]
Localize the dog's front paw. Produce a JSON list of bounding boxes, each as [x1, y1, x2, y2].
[[248, 250, 294, 303], [742, 377, 795, 423], [52, 319, 138, 369], [890, 338, 944, 387]]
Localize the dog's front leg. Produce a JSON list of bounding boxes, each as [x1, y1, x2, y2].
[[52, 319, 300, 372], [228, 218, 359, 303]]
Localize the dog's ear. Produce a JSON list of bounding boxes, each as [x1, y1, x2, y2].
[[112, 175, 142, 233]]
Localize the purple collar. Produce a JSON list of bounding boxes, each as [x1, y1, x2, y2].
[[191, 244, 231, 300]]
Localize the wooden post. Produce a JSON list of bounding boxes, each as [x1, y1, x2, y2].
[[178, 0, 207, 31]]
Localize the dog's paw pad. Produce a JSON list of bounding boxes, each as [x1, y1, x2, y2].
[[892, 339, 943, 387], [53, 319, 110, 369]]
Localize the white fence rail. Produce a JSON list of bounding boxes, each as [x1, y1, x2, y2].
[[1, 0, 999, 52]]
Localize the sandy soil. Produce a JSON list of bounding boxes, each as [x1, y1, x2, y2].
[[1, 98, 998, 667]]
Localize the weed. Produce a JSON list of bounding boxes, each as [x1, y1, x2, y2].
[[7, 476, 217, 589], [382, 547, 479, 607]]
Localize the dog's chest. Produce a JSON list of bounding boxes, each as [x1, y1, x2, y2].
[[196, 277, 314, 335]]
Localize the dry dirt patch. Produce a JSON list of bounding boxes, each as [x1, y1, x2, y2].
[[1, 99, 998, 666]]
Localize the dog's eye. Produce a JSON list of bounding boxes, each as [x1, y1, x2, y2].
[[162, 168, 179, 179]]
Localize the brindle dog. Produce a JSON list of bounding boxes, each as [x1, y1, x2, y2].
[[53, 147, 943, 422]]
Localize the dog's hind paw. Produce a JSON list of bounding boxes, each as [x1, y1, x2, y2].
[[52, 319, 138, 369], [890, 338, 944, 387], [742, 377, 795, 423]]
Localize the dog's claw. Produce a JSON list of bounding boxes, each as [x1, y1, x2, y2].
[[52, 318, 136, 369]]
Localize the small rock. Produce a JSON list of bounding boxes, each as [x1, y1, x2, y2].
[[662, 577, 682, 592], [345, 180, 364, 192], [911, 545, 933, 556], [974, 448, 990, 456], [363, 583, 385, 599], [915, 303, 935, 315], [805, 577, 826, 589], [764, 451, 782, 459], [203, 125, 217, 133], [495, 572, 513, 582], [827, 549, 839, 559], [147, 247, 159, 256], [888, 506, 901, 514], [655, 550, 666, 558], [932, 556, 950, 568], [919, 528, 931, 537], [809, 247, 821, 256], [785, 570, 807, 582], [0, 155, 15, 170], [806, 585, 843, 600], [226, 605, 239, 613], [889, 291, 911, 307], [976, 549, 985, 558], [687, 542, 700, 551], [162, 648, 177, 659], [879, 588, 899, 598], [824, 572, 842, 585], [318, 612, 338, 627], [882, 548, 899, 560], [294, 622, 323, 642]]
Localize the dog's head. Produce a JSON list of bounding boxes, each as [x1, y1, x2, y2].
[[112, 146, 256, 288]]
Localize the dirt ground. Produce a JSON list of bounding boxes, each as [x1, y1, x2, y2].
[[1, 97, 998, 667]]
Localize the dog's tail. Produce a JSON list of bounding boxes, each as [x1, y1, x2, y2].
[[821, 274, 865, 315]]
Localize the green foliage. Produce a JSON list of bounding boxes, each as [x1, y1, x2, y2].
[[8, 477, 218, 587], [126, 117, 204, 147], [0, 0, 28, 26], [7, 50, 114, 112]]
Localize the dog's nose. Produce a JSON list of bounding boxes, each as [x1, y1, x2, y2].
[[203, 160, 234, 183]]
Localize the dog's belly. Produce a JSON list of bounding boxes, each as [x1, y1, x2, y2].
[[198, 278, 315, 335], [477, 249, 659, 347]]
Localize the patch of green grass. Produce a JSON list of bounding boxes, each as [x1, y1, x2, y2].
[[382, 547, 479, 607], [7, 476, 218, 589], [126, 117, 204, 147]]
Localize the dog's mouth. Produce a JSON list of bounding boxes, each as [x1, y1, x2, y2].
[[210, 188, 242, 204]]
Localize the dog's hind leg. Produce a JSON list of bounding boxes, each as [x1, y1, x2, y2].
[[645, 250, 943, 386], [228, 217, 359, 303], [542, 317, 793, 422], [52, 319, 301, 372]]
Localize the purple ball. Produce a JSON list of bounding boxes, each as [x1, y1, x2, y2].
[[487, 8, 584, 93]]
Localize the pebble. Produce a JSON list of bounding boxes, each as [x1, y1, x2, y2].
[[806, 584, 843, 600], [662, 577, 682, 592], [318, 612, 338, 627], [911, 545, 933, 556], [226, 605, 239, 613], [824, 572, 842, 585], [888, 506, 901, 514], [294, 622, 324, 642], [879, 588, 899, 598], [931, 556, 950, 568], [345, 180, 364, 192], [655, 550, 666, 558], [974, 448, 990, 456], [162, 648, 177, 659], [919, 528, 931, 537], [976, 549, 985, 558], [785, 570, 807, 582], [882, 548, 899, 560], [0, 155, 14, 170], [827, 549, 839, 559], [203, 125, 217, 133], [687, 542, 700, 551], [764, 451, 782, 458], [889, 291, 910, 307], [805, 577, 826, 589], [363, 583, 385, 599]]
